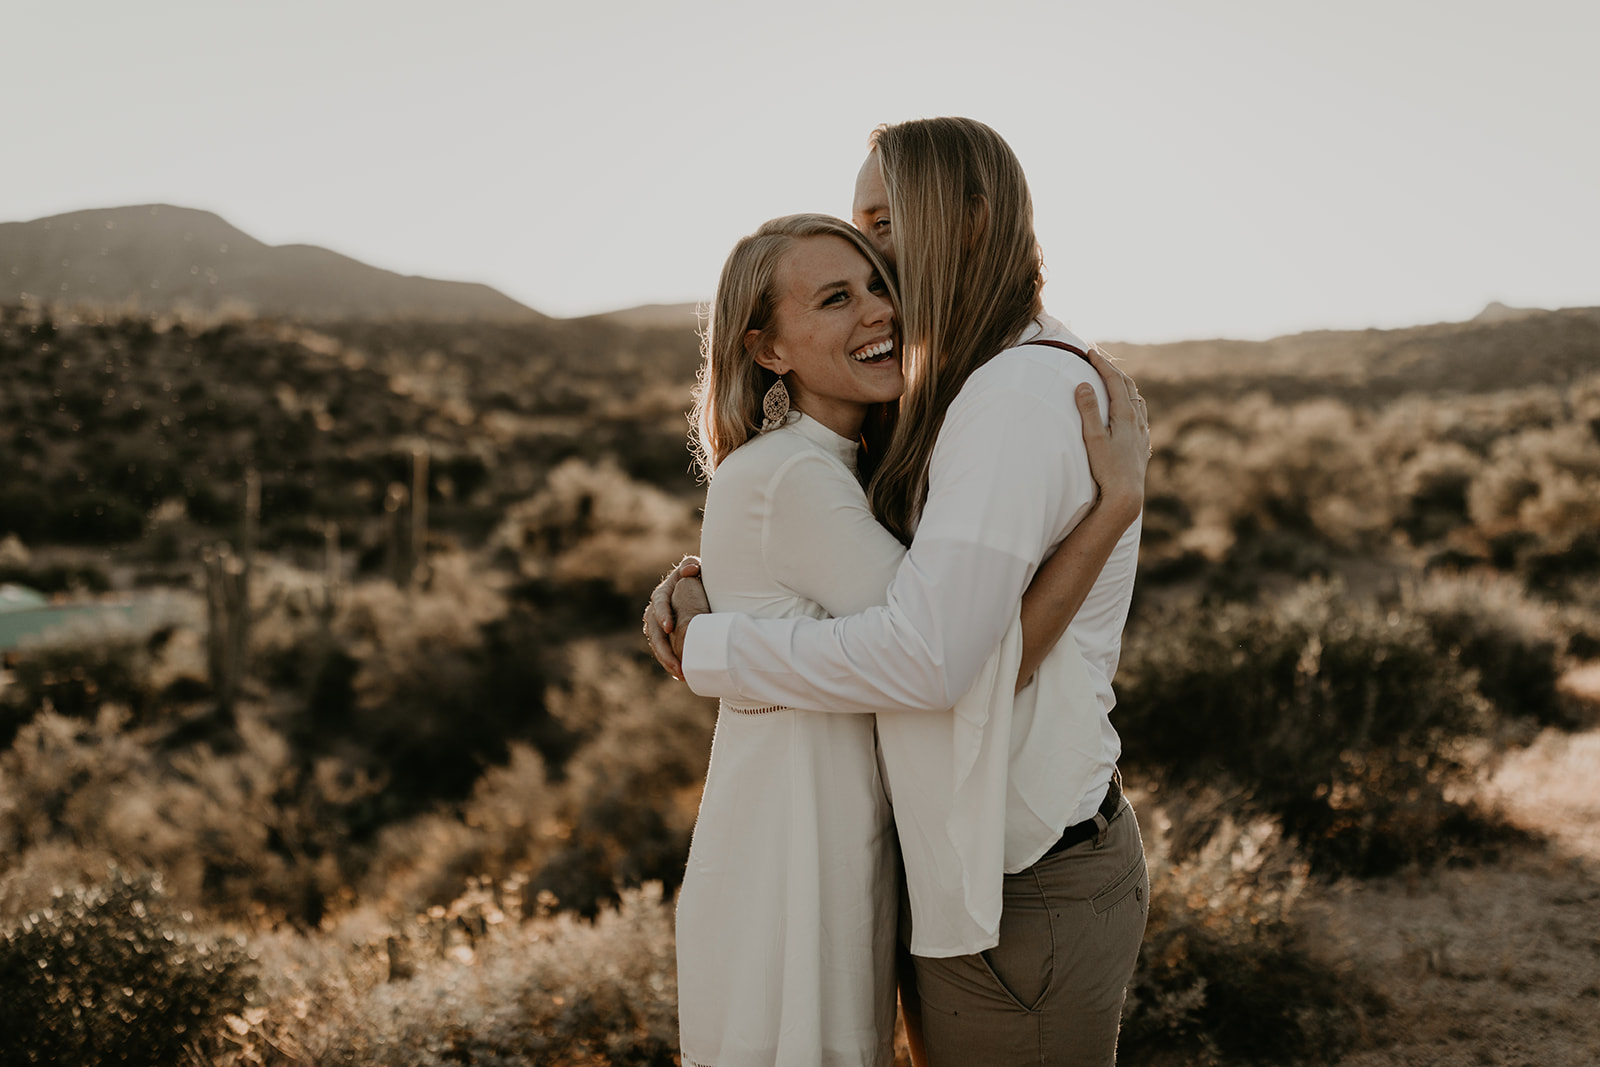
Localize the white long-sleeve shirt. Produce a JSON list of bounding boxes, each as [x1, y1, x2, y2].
[[682, 315, 1142, 830]]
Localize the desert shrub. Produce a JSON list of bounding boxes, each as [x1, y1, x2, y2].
[[1394, 440, 1476, 544], [490, 457, 699, 624], [1403, 573, 1570, 726], [0, 867, 255, 1067], [1121, 808, 1384, 1065], [1141, 395, 1400, 582], [0, 560, 112, 593], [216, 882, 678, 1067], [0, 705, 377, 925], [358, 643, 714, 921], [1461, 415, 1600, 590], [360, 743, 565, 915], [532, 644, 716, 917], [306, 554, 554, 810], [1, 631, 157, 734], [1116, 581, 1497, 875]]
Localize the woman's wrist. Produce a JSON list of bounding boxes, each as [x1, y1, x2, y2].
[[1095, 486, 1144, 527]]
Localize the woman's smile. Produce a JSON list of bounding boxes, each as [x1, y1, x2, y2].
[[851, 338, 895, 363]]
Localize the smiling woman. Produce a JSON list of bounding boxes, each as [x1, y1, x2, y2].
[[674, 213, 909, 1066]]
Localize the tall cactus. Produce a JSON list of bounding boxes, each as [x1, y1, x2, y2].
[[319, 520, 341, 627], [203, 470, 259, 723], [410, 444, 430, 588], [382, 446, 431, 588]]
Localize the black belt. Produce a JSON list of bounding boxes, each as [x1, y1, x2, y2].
[[1042, 771, 1123, 857]]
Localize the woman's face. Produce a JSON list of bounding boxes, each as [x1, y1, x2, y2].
[[752, 234, 901, 440], [851, 151, 894, 267]]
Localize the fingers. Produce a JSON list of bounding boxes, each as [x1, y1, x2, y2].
[[644, 556, 702, 680], [1089, 346, 1141, 407], [643, 593, 683, 679], [644, 609, 683, 680], [650, 577, 678, 635], [1088, 345, 1149, 438], [1074, 381, 1104, 430], [647, 625, 683, 680], [671, 575, 711, 618], [667, 577, 710, 666], [648, 555, 703, 634]]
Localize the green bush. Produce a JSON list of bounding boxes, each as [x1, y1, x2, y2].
[[0, 868, 255, 1067]]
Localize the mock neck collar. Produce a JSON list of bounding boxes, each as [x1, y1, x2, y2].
[[788, 411, 860, 472]]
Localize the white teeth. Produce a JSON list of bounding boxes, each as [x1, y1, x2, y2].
[[851, 340, 894, 361]]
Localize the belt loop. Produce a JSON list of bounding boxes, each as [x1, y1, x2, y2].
[[1091, 811, 1111, 849]]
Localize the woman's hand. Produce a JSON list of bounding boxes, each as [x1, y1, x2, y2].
[[643, 555, 702, 680], [1077, 346, 1149, 525], [668, 574, 711, 665]]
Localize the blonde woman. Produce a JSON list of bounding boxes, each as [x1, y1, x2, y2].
[[659, 119, 1149, 1065], [672, 212, 1145, 1066]]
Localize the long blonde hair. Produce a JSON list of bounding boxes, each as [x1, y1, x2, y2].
[[690, 214, 899, 479], [864, 117, 1045, 542]]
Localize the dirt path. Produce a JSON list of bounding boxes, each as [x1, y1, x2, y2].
[[1316, 703, 1600, 1067]]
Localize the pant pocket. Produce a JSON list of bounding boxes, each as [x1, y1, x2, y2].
[[1089, 852, 1146, 917], [979, 870, 1055, 1011]]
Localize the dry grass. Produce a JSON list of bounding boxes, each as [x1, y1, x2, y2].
[[1308, 683, 1600, 1067]]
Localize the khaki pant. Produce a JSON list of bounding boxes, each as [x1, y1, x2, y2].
[[913, 799, 1148, 1066]]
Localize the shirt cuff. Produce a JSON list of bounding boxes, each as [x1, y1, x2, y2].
[[681, 611, 736, 699]]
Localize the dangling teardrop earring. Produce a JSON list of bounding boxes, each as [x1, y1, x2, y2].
[[760, 376, 791, 432]]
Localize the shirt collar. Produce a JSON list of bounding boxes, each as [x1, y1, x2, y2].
[[789, 412, 859, 473]]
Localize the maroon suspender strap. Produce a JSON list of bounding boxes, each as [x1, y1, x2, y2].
[[1024, 338, 1092, 363]]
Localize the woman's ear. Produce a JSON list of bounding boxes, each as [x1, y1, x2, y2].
[[748, 329, 787, 375]]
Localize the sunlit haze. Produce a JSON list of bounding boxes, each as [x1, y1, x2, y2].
[[5, 0, 1597, 342]]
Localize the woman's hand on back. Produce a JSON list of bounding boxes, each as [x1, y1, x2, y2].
[[1077, 346, 1149, 525]]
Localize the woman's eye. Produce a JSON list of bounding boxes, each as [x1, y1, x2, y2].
[[874, 217, 890, 230], [824, 291, 848, 305]]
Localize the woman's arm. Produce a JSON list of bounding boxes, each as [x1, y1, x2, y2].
[[1014, 347, 1148, 691]]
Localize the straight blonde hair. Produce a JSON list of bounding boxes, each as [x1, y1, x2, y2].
[[690, 214, 899, 480], [864, 118, 1045, 542]]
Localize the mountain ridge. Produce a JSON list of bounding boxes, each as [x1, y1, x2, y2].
[[1, 204, 544, 323]]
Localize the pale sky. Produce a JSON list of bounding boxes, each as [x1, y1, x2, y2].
[[5, 0, 1597, 343]]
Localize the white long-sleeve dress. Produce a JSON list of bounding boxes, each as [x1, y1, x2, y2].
[[676, 413, 907, 1067]]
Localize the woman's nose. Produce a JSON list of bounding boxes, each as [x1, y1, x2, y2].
[[864, 291, 892, 326]]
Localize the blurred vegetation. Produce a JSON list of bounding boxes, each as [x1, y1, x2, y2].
[[0, 867, 255, 1066], [0, 300, 1597, 1064]]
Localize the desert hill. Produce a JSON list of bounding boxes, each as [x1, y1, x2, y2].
[[1109, 304, 1600, 409], [548, 299, 1600, 405], [0, 205, 544, 323], [587, 302, 702, 331]]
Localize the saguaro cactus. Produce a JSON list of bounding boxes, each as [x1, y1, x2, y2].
[[410, 444, 430, 588], [382, 445, 431, 587], [202, 470, 259, 723]]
